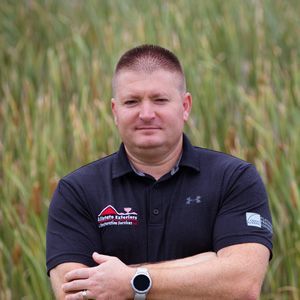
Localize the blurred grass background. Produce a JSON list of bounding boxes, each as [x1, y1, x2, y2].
[[0, 0, 299, 299]]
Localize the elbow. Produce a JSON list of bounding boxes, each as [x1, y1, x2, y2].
[[221, 280, 262, 300], [243, 291, 260, 300], [225, 275, 262, 300], [238, 282, 262, 300]]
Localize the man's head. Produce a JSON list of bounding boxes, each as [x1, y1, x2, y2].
[[112, 44, 186, 96], [111, 45, 192, 159]]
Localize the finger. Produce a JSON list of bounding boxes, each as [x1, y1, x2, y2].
[[62, 279, 88, 293], [65, 289, 93, 300], [92, 252, 113, 264], [65, 267, 90, 282]]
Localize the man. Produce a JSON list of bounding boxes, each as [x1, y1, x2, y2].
[[46, 44, 273, 300]]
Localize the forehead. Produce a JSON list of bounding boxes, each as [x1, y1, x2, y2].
[[113, 69, 183, 98]]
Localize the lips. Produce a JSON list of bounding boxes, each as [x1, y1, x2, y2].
[[135, 127, 162, 133], [136, 127, 160, 130]]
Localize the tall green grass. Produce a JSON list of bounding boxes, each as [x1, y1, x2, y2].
[[0, 0, 299, 299]]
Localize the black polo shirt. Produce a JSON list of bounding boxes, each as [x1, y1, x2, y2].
[[46, 134, 273, 274]]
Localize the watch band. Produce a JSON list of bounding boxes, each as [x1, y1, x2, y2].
[[134, 292, 146, 300]]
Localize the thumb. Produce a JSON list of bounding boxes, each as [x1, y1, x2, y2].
[[92, 252, 113, 264]]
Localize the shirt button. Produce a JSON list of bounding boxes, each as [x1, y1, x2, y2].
[[153, 209, 160, 215]]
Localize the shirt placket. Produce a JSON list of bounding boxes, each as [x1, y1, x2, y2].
[[147, 182, 164, 262]]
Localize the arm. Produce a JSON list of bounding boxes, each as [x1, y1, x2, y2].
[[61, 251, 217, 300], [132, 251, 217, 269], [146, 243, 269, 300], [62, 243, 269, 300], [49, 252, 215, 299], [50, 262, 88, 300]]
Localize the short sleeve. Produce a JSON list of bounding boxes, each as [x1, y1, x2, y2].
[[46, 179, 101, 275], [213, 164, 273, 257]]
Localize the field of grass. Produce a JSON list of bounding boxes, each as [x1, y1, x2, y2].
[[0, 0, 299, 299]]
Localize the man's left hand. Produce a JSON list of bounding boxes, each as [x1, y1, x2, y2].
[[62, 253, 135, 300]]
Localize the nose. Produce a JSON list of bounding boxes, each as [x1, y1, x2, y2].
[[139, 101, 155, 121]]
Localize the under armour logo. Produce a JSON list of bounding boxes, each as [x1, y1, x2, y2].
[[186, 196, 202, 205]]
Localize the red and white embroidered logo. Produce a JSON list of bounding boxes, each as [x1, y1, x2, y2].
[[97, 205, 138, 228]]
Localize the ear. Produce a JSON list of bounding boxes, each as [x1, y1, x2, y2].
[[111, 98, 118, 125], [183, 92, 192, 121]]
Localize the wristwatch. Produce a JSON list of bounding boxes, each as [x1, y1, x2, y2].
[[131, 267, 152, 299]]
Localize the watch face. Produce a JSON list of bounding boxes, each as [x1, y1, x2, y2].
[[133, 274, 151, 292]]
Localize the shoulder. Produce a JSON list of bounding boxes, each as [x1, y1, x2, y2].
[[62, 152, 118, 185], [194, 146, 252, 171], [51, 152, 118, 210], [192, 147, 265, 191], [182, 135, 251, 176]]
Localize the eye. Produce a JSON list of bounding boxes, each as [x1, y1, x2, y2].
[[124, 99, 138, 106], [154, 98, 168, 104]]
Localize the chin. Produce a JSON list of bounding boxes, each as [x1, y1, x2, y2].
[[136, 142, 162, 149], [134, 138, 164, 149]]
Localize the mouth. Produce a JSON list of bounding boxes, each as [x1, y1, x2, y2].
[[136, 127, 161, 130]]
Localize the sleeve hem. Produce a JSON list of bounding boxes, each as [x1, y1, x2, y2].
[[46, 254, 96, 276]]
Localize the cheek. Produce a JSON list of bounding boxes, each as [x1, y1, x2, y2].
[[115, 113, 133, 129], [170, 107, 187, 122]]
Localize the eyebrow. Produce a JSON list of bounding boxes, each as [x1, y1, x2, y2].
[[120, 92, 169, 100], [149, 93, 169, 99]]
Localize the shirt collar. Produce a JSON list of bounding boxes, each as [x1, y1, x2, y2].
[[179, 133, 201, 172], [112, 143, 133, 179], [112, 133, 200, 179]]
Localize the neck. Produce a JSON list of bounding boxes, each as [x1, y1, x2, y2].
[[125, 137, 183, 180]]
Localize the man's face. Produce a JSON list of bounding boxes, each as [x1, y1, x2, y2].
[[111, 69, 192, 154]]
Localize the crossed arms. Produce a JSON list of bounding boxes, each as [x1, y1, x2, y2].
[[50, 242, 270, 300]]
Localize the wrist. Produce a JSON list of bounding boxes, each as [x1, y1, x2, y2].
[[124, 267, 137, 299]]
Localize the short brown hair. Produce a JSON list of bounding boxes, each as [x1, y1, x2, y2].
[[112, 44, 186, 94]]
